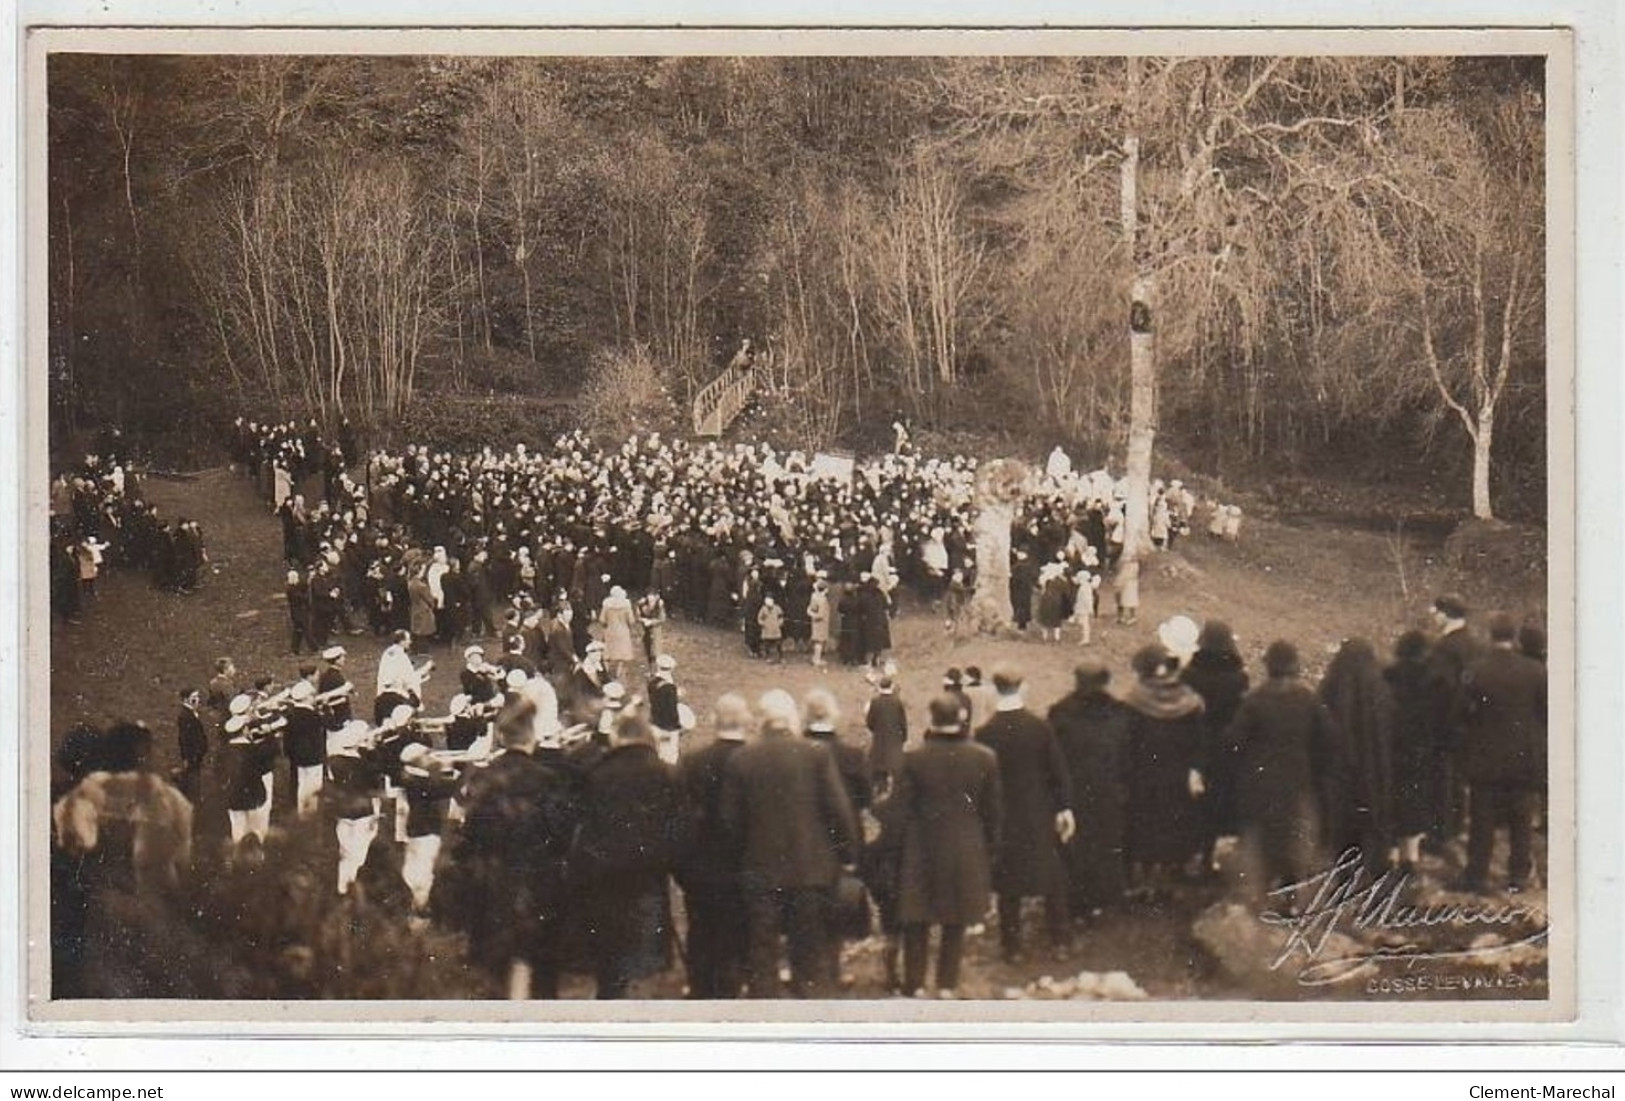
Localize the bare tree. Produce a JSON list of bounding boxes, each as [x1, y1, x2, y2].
[[1352, 94, 1545, 519], [199, 154, 449, 423], [870, 153, 987, 420], [928, 56, 1399, 555]]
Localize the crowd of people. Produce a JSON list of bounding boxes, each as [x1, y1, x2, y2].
[[51, 582, 1546, 1000], [242, 419, 1246, 677], [49, 431, 210, 623], [48, 418, 1544, 1000]]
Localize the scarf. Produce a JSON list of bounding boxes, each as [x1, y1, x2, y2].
[[1122, 678, 1206, 722]]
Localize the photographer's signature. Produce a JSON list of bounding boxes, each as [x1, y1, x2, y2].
[[1259, 849, 1549, 987]]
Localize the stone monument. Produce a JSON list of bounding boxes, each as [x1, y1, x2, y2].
[[967, 457, 1035, 634]]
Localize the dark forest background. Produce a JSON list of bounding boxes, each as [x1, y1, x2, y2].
[[47, 55, 1547, 520]]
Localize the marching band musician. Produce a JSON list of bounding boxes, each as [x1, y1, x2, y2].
[[397, 743, 461, 922], [460, 644, 502, 705], [443, 694, 487, 754], [205, 657, 239, 724], [222, 697, 282, 858], [570, 642, 609, 717], [326, 709, 410, 897], [282, 681, 327, 820], [573, 681, 627, 771], [648, 654, 686, 766], [375, 630, 428, 724], [317, 645, 353, 729], [495, 634, 538, 681]]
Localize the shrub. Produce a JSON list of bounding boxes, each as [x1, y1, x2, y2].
[[575, 344, 681, 444], [383, 394, 579, 454]]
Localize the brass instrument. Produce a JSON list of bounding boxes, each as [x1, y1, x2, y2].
[[313, 682, 354, 710], [416, 695, 502, 733], [558, 722, 595, 750], [247, 683, 299, 717]]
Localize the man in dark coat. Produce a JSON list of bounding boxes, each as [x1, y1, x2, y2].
[[896, 695, 1003, 997], [803, 688, 873, 816], [801, 687, 873, 985], [835, 584, 863, 666], [864, 677, 909, 796], [452, 697, 583, 999], [721, 690, 859, 998], [284, 569, 312, 655], [1009, 550, 1038, 631], [855, 574, 891, 666], [1455, 613, 1547, 893], [676, 694, 752, 999], [1384, 631, 1441, 873], [174, 689, 209, 806], [571, 712, 688, 999], [1180, 621, 1251, 875], [543, 608, 577, 678], [1226, 641, 1337, 900], [1427, 593, 1484, 849], [1046, 660, 1131, 916], [975, 665, 1076, 961]]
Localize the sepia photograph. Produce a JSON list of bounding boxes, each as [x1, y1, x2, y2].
[[22, 27, 1575, 1025]]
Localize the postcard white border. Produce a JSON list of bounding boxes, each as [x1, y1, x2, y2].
[[2, 1, 1620, 1068]]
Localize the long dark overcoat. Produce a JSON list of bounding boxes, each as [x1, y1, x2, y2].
[[1047, 689, 1131, 909], [1225, 678, 1333, 879], [449, 749, 582, 975], [1457, 648, 1547, 788], [571, 742, 688, 983], [975, 708, 1072, 897], [1180, 649, 1251, 837], [721, 733, 858, 892], [895, 732, 1003, 926], [1384, 658, 1441, 838], [1123, 687, 1206, 867]]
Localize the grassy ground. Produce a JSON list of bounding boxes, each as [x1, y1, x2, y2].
[[47, 466, 1551, 1003]]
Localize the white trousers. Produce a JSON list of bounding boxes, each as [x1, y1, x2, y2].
[[228, 801, 271, 845], [295, 765, 325, 820], [335, 814, 379, 896], [401, 834, 443, 911], [655, 728, 681, 765]]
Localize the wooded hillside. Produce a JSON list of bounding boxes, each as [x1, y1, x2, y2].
[[47, 55, 1547, 518]]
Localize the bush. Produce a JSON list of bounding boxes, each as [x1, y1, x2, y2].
[[384, 394, 580, 454], [575, 344, 681, 444]]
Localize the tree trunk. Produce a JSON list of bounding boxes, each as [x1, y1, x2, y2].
[[1119, 55, 1156, 564], [1471, 408, 1494, 520], [1124, 279, 1157, 561]]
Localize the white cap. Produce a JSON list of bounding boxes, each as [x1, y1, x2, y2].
[[327, 720, 373, 755]]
